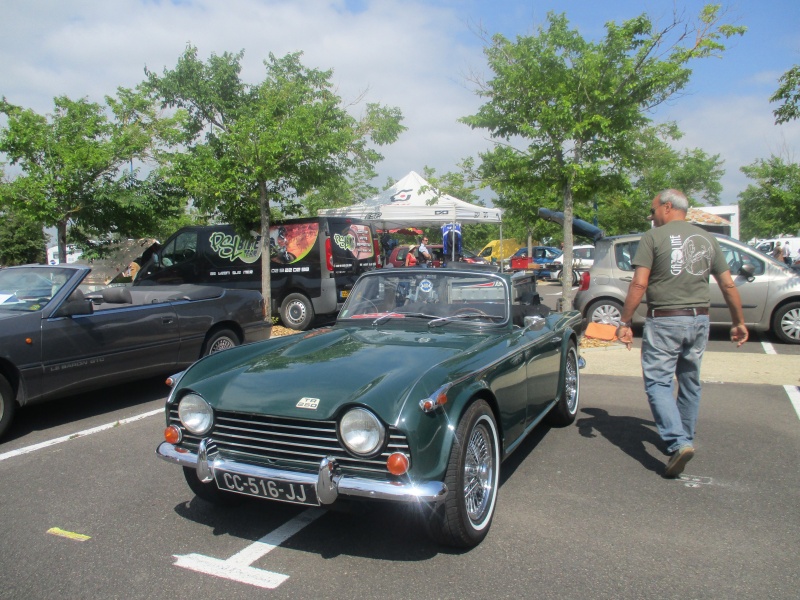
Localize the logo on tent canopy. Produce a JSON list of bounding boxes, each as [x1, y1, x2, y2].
[[389, 188, 413, 203]]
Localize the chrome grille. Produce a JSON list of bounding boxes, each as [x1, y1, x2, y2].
[[168, 407, 410, 477]]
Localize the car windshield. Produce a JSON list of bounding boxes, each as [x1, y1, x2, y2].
[[339, 270, 510, 326], [0, 266, 75, 311]]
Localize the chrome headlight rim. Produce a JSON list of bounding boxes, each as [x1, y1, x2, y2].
[[339, 407, 386, 458], [177, 393, 214, 435]]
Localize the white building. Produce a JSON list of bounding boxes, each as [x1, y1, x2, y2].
[[699, 204, 740, 240]]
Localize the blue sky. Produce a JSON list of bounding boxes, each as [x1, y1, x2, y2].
[[2, 0, 799, 207]]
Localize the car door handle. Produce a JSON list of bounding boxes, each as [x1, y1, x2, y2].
[[550, 337, 560, 344], [162, 317, 174, 325], [620, 276, 633, 282]]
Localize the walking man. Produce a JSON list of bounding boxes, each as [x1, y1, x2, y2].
[[616, 189, 749, 478]]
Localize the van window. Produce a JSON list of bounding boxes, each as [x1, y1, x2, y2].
[[161, 231, 198, 267], [614, 241, 640, 272]]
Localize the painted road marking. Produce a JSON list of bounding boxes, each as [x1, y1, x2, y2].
[[786, 385, 800, 421], [677, 474, 713, 488], [173, 507, 326, 589], [0, 408, 163, 463], [47, 527, 91, 541]]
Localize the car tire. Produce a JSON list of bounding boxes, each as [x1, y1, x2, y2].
[[182, 467, 243, 506], [280, 293, 315, 330], [556, 269, 580, 286], [202, 328, 240, 356], [772, 302, 800, 344], [0, 375, 16, 440], [587, 299, 624, 325], [546, 342, 580, 426], [426, 400, 500, 548]]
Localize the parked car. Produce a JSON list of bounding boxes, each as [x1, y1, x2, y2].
[[573, 232, 800, 344], [506, 246, 562, 277], [157, 268, 583, 547], [384, 244, 485, 268], [0, 264, 271, 439], [547, 245, 596, 285]]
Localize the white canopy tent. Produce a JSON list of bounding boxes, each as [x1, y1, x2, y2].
[[317, 171, 503, 229]]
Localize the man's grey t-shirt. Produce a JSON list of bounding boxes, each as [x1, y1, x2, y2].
[[632, 220, 729, 310]]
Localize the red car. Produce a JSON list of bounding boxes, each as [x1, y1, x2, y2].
[[385, 244, 486, 268]]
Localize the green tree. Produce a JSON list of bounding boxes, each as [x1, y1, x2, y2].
[[738, 155, 800, 240], [771, 64, 800, 124], [0, 93, 183, 262], [144, 45, 405, 313], [0, 167, 46, 264], [462, 6, 744, 305]]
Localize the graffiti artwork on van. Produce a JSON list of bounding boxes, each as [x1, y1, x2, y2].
[[270, 222, 319, 264], [334, 224, 374, 261], [208, 232, 262, 264]]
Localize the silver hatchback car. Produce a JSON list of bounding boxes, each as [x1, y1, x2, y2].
[[573, 232, 800, 344]]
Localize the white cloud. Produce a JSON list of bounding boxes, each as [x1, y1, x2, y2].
[[665, 95, 800, 204]]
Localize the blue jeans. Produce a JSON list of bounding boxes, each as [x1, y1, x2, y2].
[[640, 315, 710, 454]]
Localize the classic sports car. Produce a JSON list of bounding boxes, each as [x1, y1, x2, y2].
[[157, 268, 583, 547], [0, 264, 270, 439]]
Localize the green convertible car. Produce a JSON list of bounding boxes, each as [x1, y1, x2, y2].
[[157, 267, 584, 547]]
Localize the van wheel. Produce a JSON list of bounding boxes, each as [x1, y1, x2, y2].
[[281, 293, 314, 330], [0, 375, 17, 440]]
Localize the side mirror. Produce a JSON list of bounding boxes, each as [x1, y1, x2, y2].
[[524, 315, 547, 331], [55, 295, 94, 317], [740, 263, 756, 281]]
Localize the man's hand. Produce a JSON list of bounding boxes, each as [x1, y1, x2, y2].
[[731, 323, 749, 347], [616, 324, 633, 350]]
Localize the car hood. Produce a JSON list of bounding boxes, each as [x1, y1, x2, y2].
[[180, 325, 496, 425]]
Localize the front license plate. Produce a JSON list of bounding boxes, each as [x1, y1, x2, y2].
[[214, 470, 319, 506]]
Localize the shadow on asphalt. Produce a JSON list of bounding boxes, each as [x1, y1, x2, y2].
[[2, 375, 169, 444], [576, 407, 666, 475]]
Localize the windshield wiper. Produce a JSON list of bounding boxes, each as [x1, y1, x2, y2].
[[428, 313, 504, 328], [372, 311, 439, 326]]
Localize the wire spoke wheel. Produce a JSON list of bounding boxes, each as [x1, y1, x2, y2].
[[464, 423, 494, 522]]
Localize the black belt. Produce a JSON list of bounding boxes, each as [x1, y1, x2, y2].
[[649, 307, 709, 317]]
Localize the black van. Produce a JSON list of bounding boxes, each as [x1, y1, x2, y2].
[[133, 217, 379, 330]]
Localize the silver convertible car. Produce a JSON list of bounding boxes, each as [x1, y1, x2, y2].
[[157, 268, 583, 548], [0, 264, 271, 439]]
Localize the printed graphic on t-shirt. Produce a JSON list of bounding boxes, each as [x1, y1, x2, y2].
[[670, 234, 714, 277]]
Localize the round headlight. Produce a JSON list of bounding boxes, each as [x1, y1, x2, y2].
[[339, 408, 385, 457], [178, 393, 213, 435]]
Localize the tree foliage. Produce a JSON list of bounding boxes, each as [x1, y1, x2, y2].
[[0, 93, 184, 262], [738, 155, 800, 240], [462, 5, 744, 304], [770, 64, 800, 125], [144, 45, 405, 311]]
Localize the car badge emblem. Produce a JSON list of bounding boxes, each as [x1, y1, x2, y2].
[[296, 397, 320, 410]]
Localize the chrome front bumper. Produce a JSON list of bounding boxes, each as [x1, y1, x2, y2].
[[156, 440, 448, 505]]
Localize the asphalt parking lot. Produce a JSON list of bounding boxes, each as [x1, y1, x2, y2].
[[1, 282, 798, 599]]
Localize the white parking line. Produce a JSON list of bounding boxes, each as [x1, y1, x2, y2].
[[0, 408, 163, 463], [786, 386, 800, 421], [173, 508, 327, 589]]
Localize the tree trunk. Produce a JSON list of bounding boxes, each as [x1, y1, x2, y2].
[[259, 181, 272, 324], [561, 183, 575, 311], [57, 220, 68, 264]]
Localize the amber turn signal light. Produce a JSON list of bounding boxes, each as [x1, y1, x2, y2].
[[164, 425, 182, 444], [386, 452, 409, 476]]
